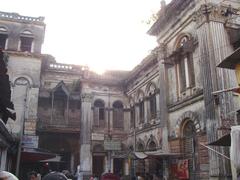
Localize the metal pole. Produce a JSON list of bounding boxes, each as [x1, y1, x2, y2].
[[199, 143, 230, 160], [108, 90, 111, 172]]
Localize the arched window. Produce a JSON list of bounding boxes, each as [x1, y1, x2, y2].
[[149, 93, 156, 119], [182, 120, 196, 179], [147, 83, 157, 120], [129, 98, 135, 128], [20, 30, 34, 52], [93, 99, 105, 128], [130, 106, 135, 128], [176, 35, 195, 93], [139, 101, 144, 123], [148, 141, 157, 151], [53, 86, 67, 120], [137, 91, 145, 124], [113, 101, 124, 129], [137, 143, 144, 152], [0, 27, 8, 50]]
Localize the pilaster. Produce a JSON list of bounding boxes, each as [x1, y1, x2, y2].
[[144, 99, 149, 123], [157, 44, 169, 154], [79, 93, 93, 180], [194, 2, 237, 178]]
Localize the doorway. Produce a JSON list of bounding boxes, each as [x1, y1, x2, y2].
[[113, 158, 124, 176], [93, 156, 104, 178]]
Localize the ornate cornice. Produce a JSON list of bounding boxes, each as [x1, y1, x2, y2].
[[0, 11, 45, 26], [193, 3, 238, 27], [155, 44, 166, 60]]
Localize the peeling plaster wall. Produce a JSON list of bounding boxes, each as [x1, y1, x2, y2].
[[6, 55, 41, 135]]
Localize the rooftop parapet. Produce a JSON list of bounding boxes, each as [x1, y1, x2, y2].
[[0, 11, 45, 25]]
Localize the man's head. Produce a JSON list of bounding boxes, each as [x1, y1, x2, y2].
[[0, 171, 18, 180]]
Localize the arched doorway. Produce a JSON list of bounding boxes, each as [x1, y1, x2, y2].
[[136, 142, 145, 175], [181, 120, 197, 180], [146, 140, 160, 176]]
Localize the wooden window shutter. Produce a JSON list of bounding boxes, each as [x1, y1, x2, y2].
[[113, 108, 123, 128], [150, 95, 156, 119], [113, 109, 117, 128], [188, 54, 195, 87], [139, 101, 144, 123], [179, 59, 186, 92], [99, 108, 105, 127], [93, 108, 99, 126], [118, 109, 124, 128], [130, 107, 135, 128]]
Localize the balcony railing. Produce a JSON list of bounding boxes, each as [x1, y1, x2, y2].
[[37, 117, 80, 133], [0, 11, 44, 24]]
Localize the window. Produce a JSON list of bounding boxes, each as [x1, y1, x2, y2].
[[137, 143, 144, 152], [178, 55, 194, 91], [139, 100, 144, 124], [113, 101, 124, 129], [176, 36, 195, 92], [93, 100, 105, 127], [53, 90, 67, 118], [148, 141, 157, 151], [130, 106, 135, 128], [20, 36, 33, 52], [149, 93, 156, 119], [0, 34, 7, 49]]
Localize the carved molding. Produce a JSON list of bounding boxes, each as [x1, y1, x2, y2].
[[156, 43, 166, 60], [193, 3, 238, 27], [81, 93, 93, 102], [172, 111, 201, 138]]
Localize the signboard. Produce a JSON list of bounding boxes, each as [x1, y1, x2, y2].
[[104, 140, 121, 151], [22, 135, 39, 148], [92, 133, 104, 141], [177, 159, 189, 179]]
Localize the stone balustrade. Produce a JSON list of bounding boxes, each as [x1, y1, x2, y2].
[[0, 11, 44, 24]]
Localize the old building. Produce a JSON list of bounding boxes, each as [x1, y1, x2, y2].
[[145, 0, 240, 179], [37, 57, 83, 172], [0, 11, 46, 176], [1, 0, 240, 179]]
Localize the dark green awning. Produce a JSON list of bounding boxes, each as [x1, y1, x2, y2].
[[208, 134, 231, 146], [217, 47, 240, 69]]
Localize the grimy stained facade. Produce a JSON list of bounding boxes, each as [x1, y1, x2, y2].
[[0, 0, 240, 179]]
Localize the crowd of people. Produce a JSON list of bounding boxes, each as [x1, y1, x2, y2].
[[0, 170, 164, 180]]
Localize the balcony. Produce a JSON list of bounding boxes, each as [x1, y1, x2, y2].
[[37, 114, 80, 134]]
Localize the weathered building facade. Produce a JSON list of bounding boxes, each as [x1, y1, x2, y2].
[[146, 0, 240, 179], [1, 0, 240, 179], [0, 11, 45, 175]]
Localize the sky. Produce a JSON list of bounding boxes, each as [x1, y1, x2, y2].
[[1, 0, 171, 73]]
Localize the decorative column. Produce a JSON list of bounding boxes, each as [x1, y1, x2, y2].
[[157, 44, 169, 152], [157, 44, 169, 179], [194, 3, 237, 178], [79, 93, 93, 180]]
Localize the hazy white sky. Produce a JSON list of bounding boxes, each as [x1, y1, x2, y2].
[[1, 0, 171, 73]]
